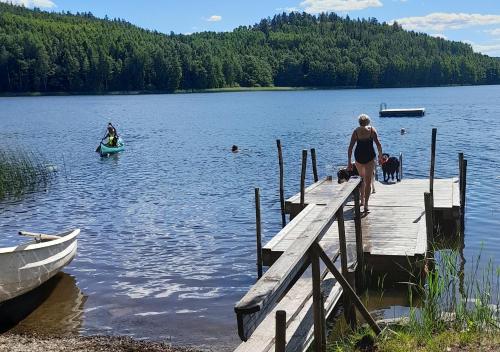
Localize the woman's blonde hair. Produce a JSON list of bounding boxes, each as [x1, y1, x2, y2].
[[358, 114, 371, 127]]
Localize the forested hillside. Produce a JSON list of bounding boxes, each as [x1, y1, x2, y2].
[[1, 2, 500, 93]]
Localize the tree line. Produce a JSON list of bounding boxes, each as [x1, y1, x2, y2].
[[1, 2, 499, 93]]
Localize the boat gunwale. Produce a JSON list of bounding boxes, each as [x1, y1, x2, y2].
[[0, 229, 80, 254]]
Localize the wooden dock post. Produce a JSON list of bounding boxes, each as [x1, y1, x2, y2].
[[458, 152, 464, 231], [277, 140, 286, 228], [311, 249, 323, 352], [337, 207, 357, 330], [300, 149, 308, 210], [275, 310, 286, 352], [424, 192, 434, 238], [399, 152, 403, 180], [311, 148, 319, 183], [458, 153, 464, 194], [255, 188, 263, 279], [353, 183, 365, 289], [430, 128, 437, 198], [461, 160, 467, 223]]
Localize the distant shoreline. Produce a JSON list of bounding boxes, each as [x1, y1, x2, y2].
[[0, 83, 493, 97]]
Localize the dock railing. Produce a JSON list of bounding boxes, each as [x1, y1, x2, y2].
[[235, 177, 381, 351]]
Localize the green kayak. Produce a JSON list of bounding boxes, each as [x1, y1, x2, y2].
[[98, 139, 125, 156]]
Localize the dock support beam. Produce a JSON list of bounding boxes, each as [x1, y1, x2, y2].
[[399, 152, 403, 181], [353, 183, 365, 290], [313, 243, 382, 335], [337, 207, 357, 330], [430, 128, 437, 198], [275, 310, 286, 352], [320, 293, 327, 352], [255, 188, 263, 279], [311, 148, 319, 183], [277, 140, 286, 228], [424, 192, 434, 239], [458, 153, 464, 196], [311, 249, 324, 352], [300, 149, 308, 210], [461, 159, 467, 225]]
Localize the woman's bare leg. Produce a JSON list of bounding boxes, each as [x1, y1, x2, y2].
[[355, 161, 366, 206], [363, 160, 376, 210]]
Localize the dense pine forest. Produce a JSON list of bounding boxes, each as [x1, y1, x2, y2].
[[1, 2, 500, 93]]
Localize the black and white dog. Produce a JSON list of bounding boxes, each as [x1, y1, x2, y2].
[[337, 164, 376, 193], [381, 153, 400, 182], [337, 163, 359, 183]]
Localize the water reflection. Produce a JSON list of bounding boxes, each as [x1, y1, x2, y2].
[[0, 86, 498, 347], [1, 272, 86, 335]]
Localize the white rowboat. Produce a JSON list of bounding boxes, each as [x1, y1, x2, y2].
[[0, 229, 79, 303]]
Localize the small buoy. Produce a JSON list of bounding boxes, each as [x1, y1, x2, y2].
[[231, 145, 239, 153], [400, 128, 406, 135]]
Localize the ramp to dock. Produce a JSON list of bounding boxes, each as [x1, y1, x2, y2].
[[234, 178, 363, 352]]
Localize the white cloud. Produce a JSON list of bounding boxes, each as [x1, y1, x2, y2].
[[467, 40, 500, 57], [430, 33, 447, 40], [394, 13, 500, 32], [485, 28, 500, 36], [300, 0, 383, 13], [1, 0, 56, 8], [206, 15, 222, 22]]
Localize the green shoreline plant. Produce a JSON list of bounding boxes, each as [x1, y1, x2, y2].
[[328, 247, 500, 351], [0, 149, 55, 199]]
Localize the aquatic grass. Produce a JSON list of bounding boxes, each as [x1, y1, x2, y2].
[[327, 243, 500, 351], [405, 247, 499, 342], [0, 149, 55, 199]]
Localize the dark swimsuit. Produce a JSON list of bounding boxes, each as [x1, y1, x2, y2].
[[354, 128, 376, 164]]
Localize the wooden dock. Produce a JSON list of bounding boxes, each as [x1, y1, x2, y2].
[[269, 177, 459, 281], [234, 131, 467, 352]]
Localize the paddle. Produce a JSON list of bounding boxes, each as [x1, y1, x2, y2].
[[95, 130, 108, 153]]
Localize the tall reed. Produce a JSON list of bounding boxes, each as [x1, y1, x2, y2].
[[407, 245, 499, 340], [0, 149, 55, 199], [329, 244, 499, 351]]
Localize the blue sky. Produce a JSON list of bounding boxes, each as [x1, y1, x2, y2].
[[5, 0, 500, 56]]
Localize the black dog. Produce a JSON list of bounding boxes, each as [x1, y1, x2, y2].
[[337, 164, 359, 183], [381, 153, 400, 182], [337, 164, 376, 193]]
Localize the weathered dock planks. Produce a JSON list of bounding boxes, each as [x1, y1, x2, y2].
[[286, 178, 458, 212], [275, 177, 459, 282], [234, 274, 342, 352]]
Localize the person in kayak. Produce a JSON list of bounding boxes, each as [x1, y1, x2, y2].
[[103, 122, 118, 147]]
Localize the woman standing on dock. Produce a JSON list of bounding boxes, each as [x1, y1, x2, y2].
[[347, 114, 383, 212]]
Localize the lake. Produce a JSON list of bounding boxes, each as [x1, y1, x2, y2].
[[0, 86, 498, 350]]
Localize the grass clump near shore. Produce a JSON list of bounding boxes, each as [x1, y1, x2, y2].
[[328, 248, 500, 351], [0, 149, 55, 199]]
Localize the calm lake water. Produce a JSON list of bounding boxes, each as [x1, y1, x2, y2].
[[0, 86, 498, 350]]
